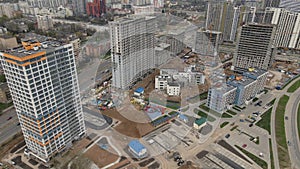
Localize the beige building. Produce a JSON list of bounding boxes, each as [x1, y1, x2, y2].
[[0, 83, 11, 103], [37, 15, 54, 31], [0, 35, 18, 50]]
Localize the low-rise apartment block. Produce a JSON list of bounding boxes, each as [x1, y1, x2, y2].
[[207, 68, 268, 112]]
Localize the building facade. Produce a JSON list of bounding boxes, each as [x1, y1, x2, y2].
[[265, 8, 300, 49], [37, 15, 54, 31], [0, 34, 86, 162], [110, 16, 156, 89], [207, 69, 268, 112], [86, 0, 106, 17], [233, 23, 276, 70]]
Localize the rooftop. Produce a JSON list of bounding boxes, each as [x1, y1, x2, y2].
[[195, 117, 206, 126], [2, 33, 64, 58], [128, 140, 146, 153], [227, 76, 255, 87]]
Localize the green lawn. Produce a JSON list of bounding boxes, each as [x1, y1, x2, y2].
[[0, 102, 13, 115], [220, 122, 229, 128], [275, 95, 291, 168], [199, 92, 208, 100], [226, 110, 237, 116], [193, 108, 216, 122], [287, 79, 300, 93], [221, 112, 232, 118], [269, 139, 275, 169], [199, 103, 210, 112], [268, 98, 276, 105], [235, 145, 268, 169], [0, 74, 6, 83], [256, 108, 272, 134], [230, 125, 238, 131]]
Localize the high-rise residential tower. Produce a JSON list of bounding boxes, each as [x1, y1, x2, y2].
[[233, 23, 276, 70], [205, 1, 241, 42], [109, 16, 156, 89], [265, 7, 300, 49], [0, 33, 86, 162]]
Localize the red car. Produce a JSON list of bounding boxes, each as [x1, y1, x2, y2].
[[242, 144, 247, 148]]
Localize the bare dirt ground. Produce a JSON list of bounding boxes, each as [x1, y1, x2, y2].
[[102, 108, 155, 138], [130, 69, 160, 99], [84, 145, 119, 168], [53, 138, 91, 168]]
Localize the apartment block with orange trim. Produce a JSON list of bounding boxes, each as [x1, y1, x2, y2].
[[0, 33, 86, 162]]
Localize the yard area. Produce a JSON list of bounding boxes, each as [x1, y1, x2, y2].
[[84, 145, 119, 168], [101, 108, 155, 138], [256, 108, 272, 134], [287, 79, 300, 93], [275, 95, 290, 169]]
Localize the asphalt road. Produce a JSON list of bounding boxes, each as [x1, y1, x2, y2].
[[286, 89, 300, 168], [0, 108, 21, 145]]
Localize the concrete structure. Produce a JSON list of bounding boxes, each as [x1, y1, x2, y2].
[[155, 75, 171, 90], [265, 8, 300, 49], [86, 0, 106, 17], [195, 29, 222, 56], [110, 16, 156, 89], [0, 33, 86, 162], [154, 43, 171, 67], [193, 117, 207, 130], [0, 3, 20, 18], [37, 15, 54, 31], [207, 68, 268, 112], [70, 38, 81, 65], [166, 82, 180, 96], [72, 0, 87, 15], [0, 83, 11, 103], [233, 23, 276, 70], [0, 35, 18, 50], [132, 0, 151, 6], [155, 65, 205, 96], [133, 5, 154, 15], [25, 0, 68, 8], [151, 0, 164, 8], [280, 0, 300, 12], [207, 84, 237, 112], [128, 140, 147, 158], [205, 1, 240, 42]]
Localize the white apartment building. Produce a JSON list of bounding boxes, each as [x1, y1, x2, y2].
[[109, 16, 156, 89], [167, 83, 180, 96], [0, 33, 85, 162], [266, 7, 300, 49], [154, 75, 171, 90]]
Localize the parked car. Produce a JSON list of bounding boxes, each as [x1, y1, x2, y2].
[[285, 116, 288, 120], [7, 116, 12, 120], [240, 119, 244, 122], [225, 134, 230, 138], [249, 123, 254, 127], [242, 144, 247, 148]]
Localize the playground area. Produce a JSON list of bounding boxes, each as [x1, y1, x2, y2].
[[144, 104, 167, 121]]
